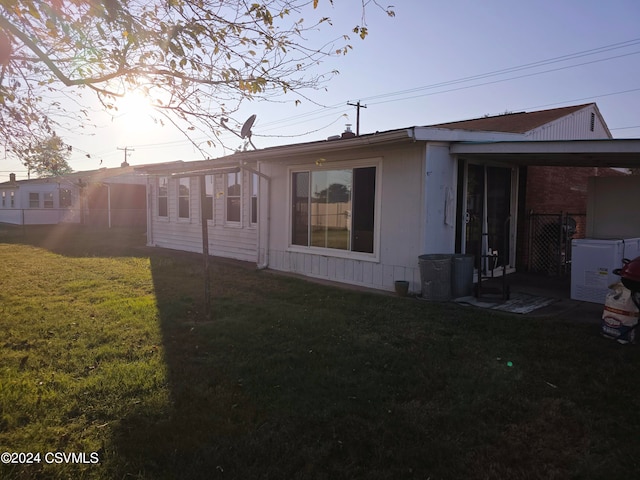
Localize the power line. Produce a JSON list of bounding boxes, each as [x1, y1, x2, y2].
[[366, 50, 640, 106], [508, 87, 640, 116], [253, 37, 640, 130], [67, 36, 640, 157], [611, 125, 640, 131], [359, 38, 640, 103]]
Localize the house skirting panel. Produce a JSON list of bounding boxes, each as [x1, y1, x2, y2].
[[266, 249, 421, 293]]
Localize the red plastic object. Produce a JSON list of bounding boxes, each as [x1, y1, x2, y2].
[[614, 257, 640, 292]]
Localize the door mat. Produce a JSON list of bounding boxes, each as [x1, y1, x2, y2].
[[454, 292, 557, 314]]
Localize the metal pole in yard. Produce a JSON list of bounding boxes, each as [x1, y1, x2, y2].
[[199, 175, 212, 322]]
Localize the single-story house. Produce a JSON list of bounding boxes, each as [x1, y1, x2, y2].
[[138, 103, 640, 293], [0, 165, 147, 227]]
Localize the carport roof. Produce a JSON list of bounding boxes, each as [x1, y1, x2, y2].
[[450, 138, 640, 168]]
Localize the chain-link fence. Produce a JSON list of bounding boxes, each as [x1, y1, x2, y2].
[[525, 212, 586, 276]]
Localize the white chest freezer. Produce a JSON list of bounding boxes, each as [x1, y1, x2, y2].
[[570, 238, 640, 304]]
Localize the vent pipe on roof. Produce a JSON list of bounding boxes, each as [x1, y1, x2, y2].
[[341, 124, 356, 139]]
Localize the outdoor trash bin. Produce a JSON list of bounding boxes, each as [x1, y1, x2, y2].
[[451, 254, 474, 298], [418, 254, 451, 301]]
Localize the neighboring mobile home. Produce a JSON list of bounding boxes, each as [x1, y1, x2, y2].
[[0, 166, 147, 227], [139, 103, 640, 293]]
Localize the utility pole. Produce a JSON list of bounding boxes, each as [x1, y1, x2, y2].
[[117, 146, 134, 166], [347, 101, 367, 136]]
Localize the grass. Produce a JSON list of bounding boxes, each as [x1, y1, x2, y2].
[[0, 224, 639, 479]]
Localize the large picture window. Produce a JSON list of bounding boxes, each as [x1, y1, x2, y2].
[[178, 177, 190, 219], [291, 166, 376, 254], [226, 172, 241, 223], [158, 177, 168, 217]]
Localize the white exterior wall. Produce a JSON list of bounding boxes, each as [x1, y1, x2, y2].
[[147, 174, 258, 262], [586, 176, 640, 239], [0, 183, 80, 225], [525, 105, 611, 140], [263, 143, 427, 292], [422, 143, 457, 254]]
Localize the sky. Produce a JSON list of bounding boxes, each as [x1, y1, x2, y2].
[[2, 0, 640, 182]]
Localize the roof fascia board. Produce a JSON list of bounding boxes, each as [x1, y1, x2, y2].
[[592, 103, 613, 138], [138, 129, 416, 175], [413, 127, 524, 142], [239, 129, 415, 161], [451, 139, 640, 155]]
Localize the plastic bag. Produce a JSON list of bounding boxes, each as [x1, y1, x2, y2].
[[601, 282, 639, 344]]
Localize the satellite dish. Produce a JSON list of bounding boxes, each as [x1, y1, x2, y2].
[[240, 114, 256, 139]]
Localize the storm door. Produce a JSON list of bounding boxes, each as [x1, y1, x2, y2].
[[464, 164, 514, 275]]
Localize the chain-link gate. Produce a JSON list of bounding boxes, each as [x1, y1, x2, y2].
[[526, 212, 586, 276]]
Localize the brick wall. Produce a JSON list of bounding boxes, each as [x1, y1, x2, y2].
[[518, 166, 627, 271], [525, 166, 626, 214]]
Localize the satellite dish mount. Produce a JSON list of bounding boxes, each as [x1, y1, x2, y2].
[[240, 114, 257, 150], [220, 114, 257, 150]]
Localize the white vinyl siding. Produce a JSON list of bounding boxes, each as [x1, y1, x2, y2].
[[525, 105, 611, 140], [148, 172, 258, 262]]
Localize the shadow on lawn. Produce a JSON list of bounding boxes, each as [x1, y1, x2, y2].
[[107, 245, 457, 479], [0, 223, 148, 257], [3, 225, 627, 479]]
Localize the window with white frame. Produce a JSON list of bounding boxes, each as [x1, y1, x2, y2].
[[250, 173, 258, 225], [158, 177, 168, 217], [44, 192, 54, 208], [291, 165, 376, 254], [10, 191, 15, 208], [29, 192, 39, 208], [204, 175, 214, 221], [1, 191, 5, 208], [178, 177, 190, 219], [226, 171, 241, 223]]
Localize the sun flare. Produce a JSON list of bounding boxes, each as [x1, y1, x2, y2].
[[116, 90, 157, 133]]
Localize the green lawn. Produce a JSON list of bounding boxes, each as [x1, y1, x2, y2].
[[0, 224, 639, 479]]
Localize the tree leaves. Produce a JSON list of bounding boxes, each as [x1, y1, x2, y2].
[[0, 0, 392, 160], [23, 134, 73, 178]]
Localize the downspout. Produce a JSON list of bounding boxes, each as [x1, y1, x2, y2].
[[264, 170, 271, 269], [240, 161, 270, 270], [255, 166, 261, 267], [106, 183, 112, 229], [252, 161, 270, 270], [257, 164, 271, 270], [147, 178, 153, 246]]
